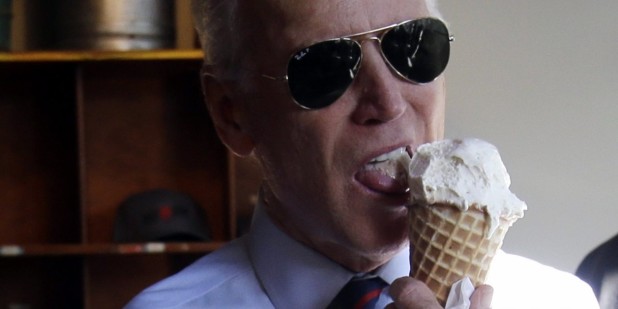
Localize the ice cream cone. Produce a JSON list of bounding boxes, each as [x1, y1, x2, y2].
[[408, 203, 511, 305], [404, 138, 526, 305]]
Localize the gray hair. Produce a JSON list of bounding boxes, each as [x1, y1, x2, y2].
[[191, 0, 443, 77], [191, 0, 242, 68]]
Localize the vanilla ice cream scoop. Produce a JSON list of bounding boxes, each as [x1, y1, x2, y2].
[[407, 138, 526, 237]]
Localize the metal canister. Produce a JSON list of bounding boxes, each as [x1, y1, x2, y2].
[[52, 0, 175, 50]]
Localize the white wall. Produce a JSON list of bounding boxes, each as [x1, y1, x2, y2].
[[439, 1, 618, 273]]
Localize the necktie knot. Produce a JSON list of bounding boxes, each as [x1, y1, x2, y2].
[[328, 276, 388, 309]]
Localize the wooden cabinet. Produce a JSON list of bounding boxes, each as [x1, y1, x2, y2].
[[0, 50, 249, 308]]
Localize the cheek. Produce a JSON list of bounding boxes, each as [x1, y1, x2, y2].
[[405, 78, 446, 139], [251, 109, 323, 182], [240, 82, 294, 139], [427, 85, 446, 138], [256, 112, 344, 196], [419, 77, 446, 111], [432, 78, 447, 138]]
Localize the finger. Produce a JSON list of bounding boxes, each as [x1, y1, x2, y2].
[[389, 277, 442, 309], [470, 284, 494, 309]]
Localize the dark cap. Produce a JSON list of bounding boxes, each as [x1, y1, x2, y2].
[[113, 189, 211, 243]]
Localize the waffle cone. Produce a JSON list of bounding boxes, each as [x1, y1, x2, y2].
[[408, 204, 510, 305]]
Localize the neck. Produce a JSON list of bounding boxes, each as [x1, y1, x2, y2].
[[260, 185, 399, 273]]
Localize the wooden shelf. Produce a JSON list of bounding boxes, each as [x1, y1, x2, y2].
[[0, 50, 204, 62], [0, 242, 225, 257], [0, 49, 242, 309], [0, 3, 254, 307]]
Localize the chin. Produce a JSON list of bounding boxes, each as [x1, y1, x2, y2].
[[354, 223, 409, 256], [350, 237, 408, 271]]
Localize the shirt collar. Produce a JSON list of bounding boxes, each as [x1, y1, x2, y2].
[[377, 247, 410, 284], [247, 197, 410, 309]]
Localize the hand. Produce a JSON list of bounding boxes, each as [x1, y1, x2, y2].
[[386, 277, 493, 309]]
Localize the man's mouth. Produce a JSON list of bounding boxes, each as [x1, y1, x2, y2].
[[355, 147, 411, 195], [367, 147, 409, 166]]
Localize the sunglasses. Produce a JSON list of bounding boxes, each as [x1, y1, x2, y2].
[[261, 17, 453, 110]]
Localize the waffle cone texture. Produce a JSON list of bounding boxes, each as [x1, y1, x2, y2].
[[409, 204, 511, 305]]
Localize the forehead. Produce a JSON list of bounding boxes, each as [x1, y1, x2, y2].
[[240, 0, 430, 66]]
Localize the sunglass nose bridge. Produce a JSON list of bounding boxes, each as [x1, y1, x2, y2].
[[358, 36, 382, 45], [355, 36, 383, 55], [356, 36, 389, 65]]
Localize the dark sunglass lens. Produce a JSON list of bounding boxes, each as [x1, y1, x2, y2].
[[287, 39, 361, 109], [381, 18, 450, 83]]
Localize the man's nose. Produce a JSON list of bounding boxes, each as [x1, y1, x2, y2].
[[349, 39, 407, 125]]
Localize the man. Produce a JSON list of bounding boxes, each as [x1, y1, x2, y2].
[[126, 0, 598, 308], [576, 234, 618, 309]]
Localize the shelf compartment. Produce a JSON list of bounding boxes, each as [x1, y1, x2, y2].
[[0, 62, 81, 244], [0, 256, 83, 308], [0, 50, 239, 309], [77, 60, 230, 243]]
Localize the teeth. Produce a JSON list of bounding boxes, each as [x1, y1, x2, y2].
[[369, 147, 407, 164], [365, 147, 411, 182]]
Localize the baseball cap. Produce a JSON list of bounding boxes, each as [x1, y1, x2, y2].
[[113, 189, 211, 243]]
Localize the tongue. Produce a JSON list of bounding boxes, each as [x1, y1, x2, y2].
[[355, 169, 409, 194]]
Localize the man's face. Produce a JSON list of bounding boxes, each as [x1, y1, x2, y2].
[[234, 0, 446, 269]]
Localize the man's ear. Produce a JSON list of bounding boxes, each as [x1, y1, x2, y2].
[[201, 72, 255, 156]]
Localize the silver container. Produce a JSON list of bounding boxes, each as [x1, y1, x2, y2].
[[53, 0, 175, 50]]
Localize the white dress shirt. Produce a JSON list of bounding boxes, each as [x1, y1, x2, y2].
[[125, 201, 599, 308]]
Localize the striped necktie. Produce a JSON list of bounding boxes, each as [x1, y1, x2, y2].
[[327, 276, 388, 309]]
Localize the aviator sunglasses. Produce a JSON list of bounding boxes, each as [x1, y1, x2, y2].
[[261, 17, 453, 110]]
